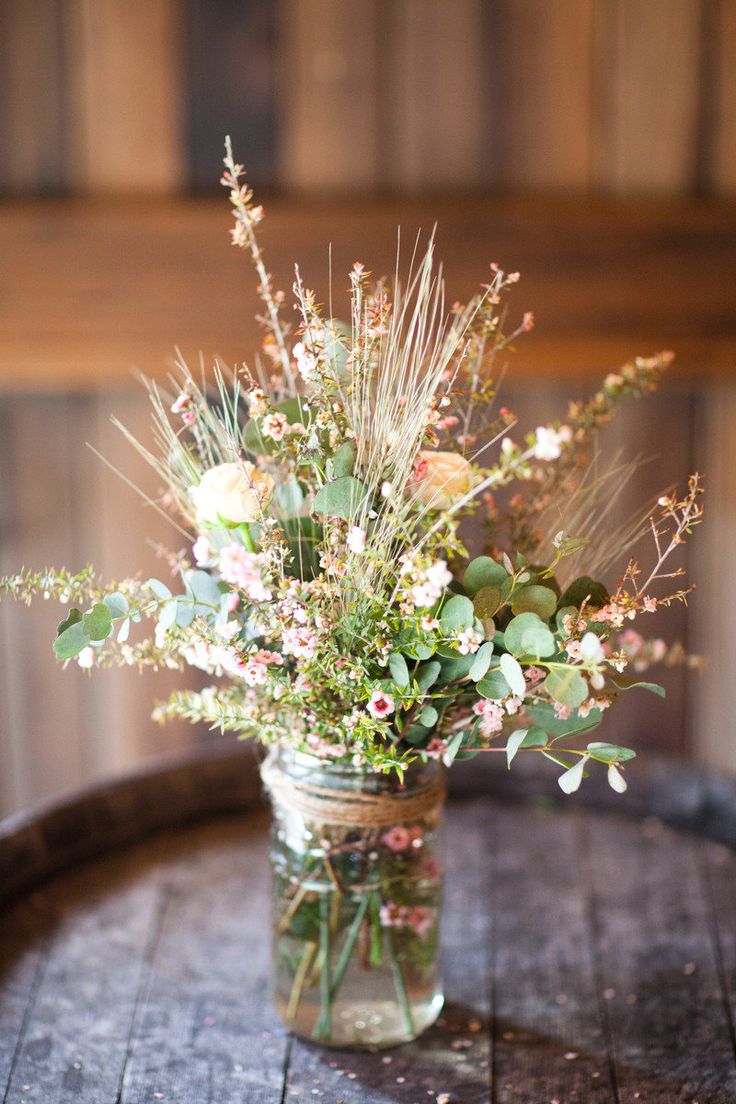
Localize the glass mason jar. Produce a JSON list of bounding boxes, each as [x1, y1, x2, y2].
[[261, 747, 445, 1049]]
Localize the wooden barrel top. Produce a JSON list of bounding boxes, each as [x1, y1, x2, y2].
[[2, 743, 736, 1103]]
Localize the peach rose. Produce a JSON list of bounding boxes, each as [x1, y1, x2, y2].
[[191, 461, 274, 526], [412, 450, 474, 510]]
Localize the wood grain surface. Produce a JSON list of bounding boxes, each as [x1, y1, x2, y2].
[[2, 0, 735, 198], [0, 196, 733, 388], [2, 784, 736, 1102]]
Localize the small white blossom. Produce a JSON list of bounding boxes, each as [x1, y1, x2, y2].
[[533, 425, 571, 461], [346, 526, 366, 554]]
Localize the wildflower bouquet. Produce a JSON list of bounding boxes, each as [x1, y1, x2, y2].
[[1, 143, 703, 1047]]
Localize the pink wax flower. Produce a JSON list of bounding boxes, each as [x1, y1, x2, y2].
[[379, 902, 435, 937], [261, 412, 288, 441], [171, 392, 192, 414], [367, 689, 395, 719], [218, 545, 271, 603], [425, 737, 448, 760], [472, 699, 504, 736], [407, 907, 434, 937], [382, 826, 411, 852], [281, 626, 319, 660]]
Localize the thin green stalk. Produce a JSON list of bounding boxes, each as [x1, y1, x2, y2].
[[286, 940, 317, 1024], [384, 916, 416, 1038], [238, 522, 256, 552], [369, 891, 383, 967], [315, 894, 333, 1040], [328, 892, 372, 1001]]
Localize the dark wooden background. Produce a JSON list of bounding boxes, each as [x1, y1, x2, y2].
[[1, 0, 734, 197], [0, 0, 734, 817]]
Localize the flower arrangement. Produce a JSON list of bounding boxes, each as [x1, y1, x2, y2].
[[1, 141, 703, 797], [1, 142, 705, 1046]]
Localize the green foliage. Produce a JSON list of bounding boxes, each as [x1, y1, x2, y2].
[[611, 678, 666, 698], [526, 701, 603, 738], [558, 575, 609, 610], [54, 620, 91, 660], [415, 661, 441, 692], [463, 556, 508, 595], [472, 586, 502, 622], [147, 578, 172, 601], [544, 667, 589, 708], [404, 723, 432, 745], [504, 612, 556, 658], [437, 651, 476, 683], [469, 641, 493, 682], [439, 594, 474, 631], [329, 441, 355, 478], [500, 652, 526, 694], [511, 584, 557, 619], [388, 652, 410, 689], [103, 593, 129, 618], [83, 603, 113, 643], [185, 569, 222, 614], [419, 705, 439, 727], [586, 741, 636, 763], [506, 726, 547, 767], [57, 607, 83, 636], [275, 480, 304, 516], [477, 667, 512, 699], [312, 476, 369, 519]]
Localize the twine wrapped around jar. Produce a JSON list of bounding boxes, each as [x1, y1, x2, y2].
[[260, 751, 446, 828]]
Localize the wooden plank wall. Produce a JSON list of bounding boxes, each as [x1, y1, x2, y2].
[[0, 395, 201, 816], [0, 0, 735, 195]]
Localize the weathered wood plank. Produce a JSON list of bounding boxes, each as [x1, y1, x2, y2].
[[711, 0, 736, 192], [383, 0, 486, 189], [278, 0, 380, 189], [0, 0, 66, 194], [186, 0, 277, 190], [702, 838, 736, 1047], [2, 799, 736, 1101], [117, 815, 288, 1104], [64, 0, 185, 193], [594, 0, 703, 193], [488, 0, 594, 188], [690, 383, 736, 774], [0, 198, 734, 390], [2, 849, 166, 1103], [81, 391, 200, 775], [0, 397, 86, 812], [584, 812, 736, 1101], [282, 799, 493, 1102], [492, 804, 614, 1101], [0, 895, 53, 1093]]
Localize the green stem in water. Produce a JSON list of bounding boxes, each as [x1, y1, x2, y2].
[[315, 894, 333, 1040], [384, 919, 416, 1039], [369, 891, 383, 967], [286, 940, 317, 1024], [328, 892, 372, 1001]]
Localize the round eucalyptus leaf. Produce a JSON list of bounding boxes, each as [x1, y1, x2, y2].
[[463, 556, 508, 595], [511, 585, 557, 620]]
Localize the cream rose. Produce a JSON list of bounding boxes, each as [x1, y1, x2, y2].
[[412, 450, 474, 510], [191, 461, 274, 526]]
